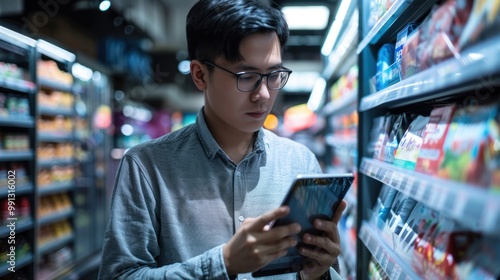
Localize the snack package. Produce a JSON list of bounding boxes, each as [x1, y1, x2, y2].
[[393, 115, 430, 170], [382, 113, 414, 163], [396, 203, 440, 265], [368, 116, 385, 156], [399, 28, 421, 79], [419, 0, 473, 70], [415, 105, 457, 175], [373, 114, 395, 160], [376, 43, 396, 91], [395, 22, 420, 64], [372, 184, 399, 229], [459, 0, 500, 50], [426, 221, 481, 279], [438, 104, 498, 187], [386, 192, 418, 236]]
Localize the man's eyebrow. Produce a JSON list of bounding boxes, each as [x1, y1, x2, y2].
[[236, 63, 284, 72]]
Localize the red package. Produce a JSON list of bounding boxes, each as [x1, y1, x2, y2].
[[415, 105, 457, 175], [459, 0, 500, 49]]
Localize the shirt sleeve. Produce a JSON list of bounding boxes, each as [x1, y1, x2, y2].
[[97, 154, 230, 280]]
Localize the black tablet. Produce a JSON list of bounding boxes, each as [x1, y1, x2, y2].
[[252, 173, 354, 277]]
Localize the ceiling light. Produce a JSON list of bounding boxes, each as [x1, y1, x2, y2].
[[282, 6, 330, 30], [321, 0, 352, 56], [307, 77, 327, 112], [99, 0, 111, 11]]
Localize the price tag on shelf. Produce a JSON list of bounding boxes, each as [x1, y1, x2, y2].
[[436, 187, 449, 213], [377, 167, 385, 181], [410, 179, 419, 197], [391, 172, 402, 189], [417, 181, 428, 200], [454, 191, 467, 221], [422, 185, 432, 203], [383, 169, 392, 184]]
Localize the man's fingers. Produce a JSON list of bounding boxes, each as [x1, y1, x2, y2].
[[249, 206, 290, 230], [332, 200, 347, 223]]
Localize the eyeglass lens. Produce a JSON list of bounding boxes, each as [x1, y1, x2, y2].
[[238, 71, 289, 91]]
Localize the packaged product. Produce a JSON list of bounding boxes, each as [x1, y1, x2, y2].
[[419, 0, 473, 70], [382, 113, 414, 163], [412, 217, 481, 279], [396, 203, 440, 265], [400, 27, 421, 79], [395, 22, 420, 64], [393, 115, 430, 170], [373, 114, 396, 161], [368, 116, 386, 156], [386, 192, 417, 236], [372, 184, 398, 229], [459, 0, 500, 50], [437, 104, 498, 187], [415, 104, 457, 175], [376, 43, 396, 91]]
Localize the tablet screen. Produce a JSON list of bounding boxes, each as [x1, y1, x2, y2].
[[252, 173, 354, 277]]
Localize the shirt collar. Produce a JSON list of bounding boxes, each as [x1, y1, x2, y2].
[[195, 107, 267, 159]]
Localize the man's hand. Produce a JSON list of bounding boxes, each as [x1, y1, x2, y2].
[[223, 206, 301, 276], [298, 200, 348, 280]]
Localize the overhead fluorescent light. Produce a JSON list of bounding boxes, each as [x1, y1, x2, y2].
[[307, 77, 327, 112], [321, 0, 352, 56], [282, 6, 330, 30], [37, 39, 75, 62]]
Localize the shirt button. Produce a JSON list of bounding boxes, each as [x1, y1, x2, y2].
[[236, 171, 241, 176], [242, 278, 247, 280], [238, 216, 245, 222]]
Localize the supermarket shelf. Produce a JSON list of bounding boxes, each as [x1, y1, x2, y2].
[[359, 36, 500, 111], [0, 115, 34, 128], [38, 132, 73, 142], [38, 234, 74, 256], [0, 218, 34, 237], [0, 253, 33, 277], [38, 181, 75, 196], [39, 208, 75, 227], [0, 150, 33, 162], [359, 222, 420, 280], [357, 0, 434, 54], [39, 77, 73, 93], [38, 106, 74, 117], [0, 76, 36, 94], [322, 90, 357, 116], [38, 158, 74, 168], [360, 157, 500, 235], [0, 183, 33, 197]]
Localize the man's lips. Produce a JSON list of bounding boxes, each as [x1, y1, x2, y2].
[[247, 111, 266, 118]]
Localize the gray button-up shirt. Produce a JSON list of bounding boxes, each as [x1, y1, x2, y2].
[[98, 108, 341, 279]]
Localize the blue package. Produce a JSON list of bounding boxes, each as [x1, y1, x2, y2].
[[395, 22, 420, 63]]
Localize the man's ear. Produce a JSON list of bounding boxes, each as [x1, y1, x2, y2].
[[190, 60, 207, 91]]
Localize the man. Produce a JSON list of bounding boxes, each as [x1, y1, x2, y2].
[[98, 0, 346, 279]]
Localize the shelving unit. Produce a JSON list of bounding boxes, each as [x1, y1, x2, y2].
[[35, 39, 78, 280], [0, 26, 112, 279], [0, 25, 37, 279], [354, 0, 500, 279]]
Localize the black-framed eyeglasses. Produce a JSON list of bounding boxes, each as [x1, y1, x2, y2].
[[202, 61, 292, 92]]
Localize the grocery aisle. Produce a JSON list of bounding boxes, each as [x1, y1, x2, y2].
[[0, 0, 499, 279]]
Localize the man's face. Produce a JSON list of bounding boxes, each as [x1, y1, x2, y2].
[[203, 32, 283, 134]]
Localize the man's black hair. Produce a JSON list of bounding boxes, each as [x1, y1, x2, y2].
[[186, 0, 289, 63]]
